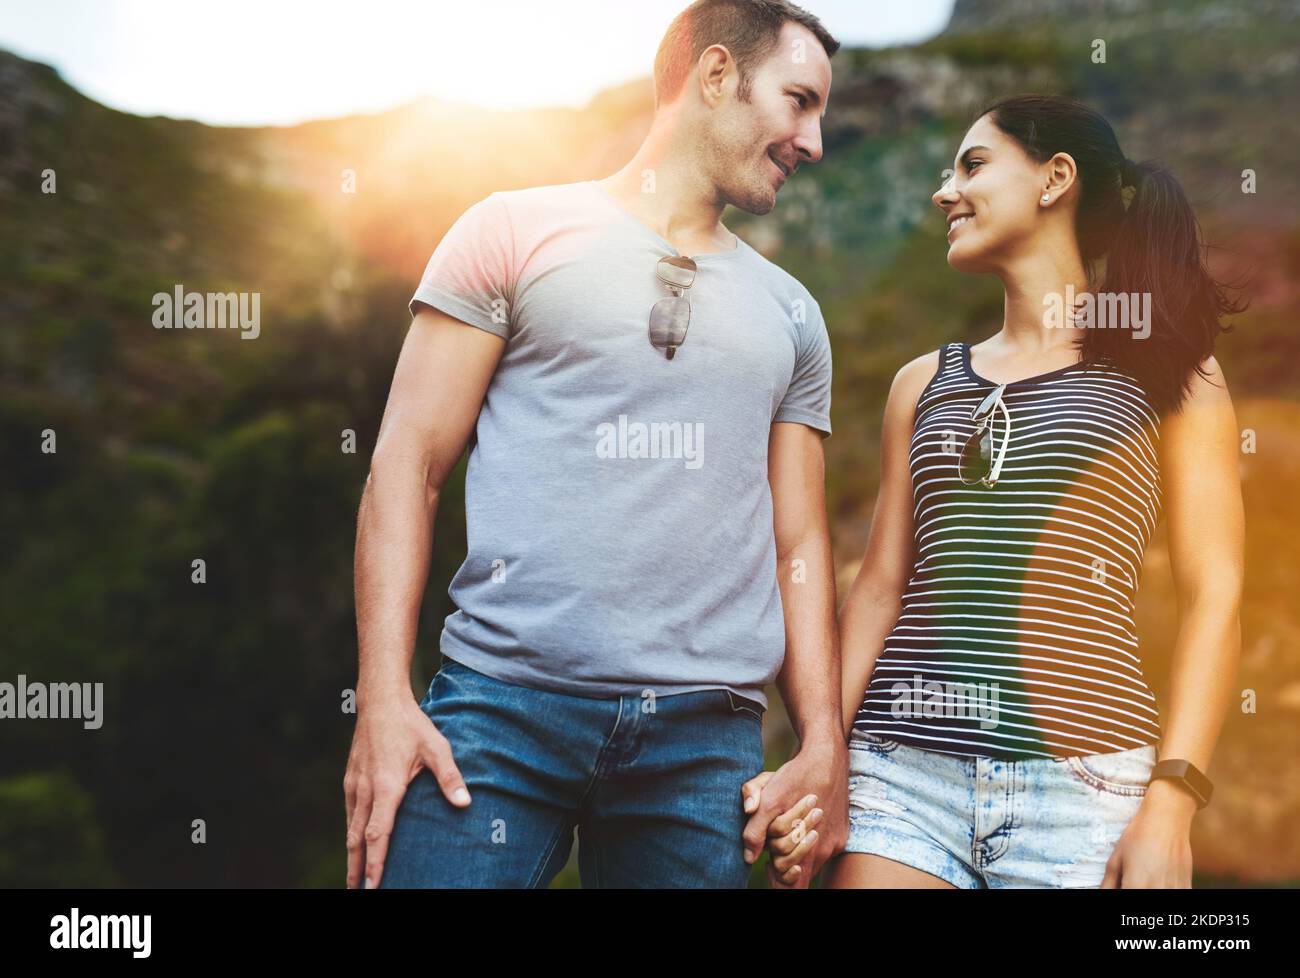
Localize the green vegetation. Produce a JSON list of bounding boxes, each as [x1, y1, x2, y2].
[[2, 0, 1298, 887]]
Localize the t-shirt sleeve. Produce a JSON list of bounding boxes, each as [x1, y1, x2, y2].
[[773, 294, 833, 438], [408, 192, 515, 339]]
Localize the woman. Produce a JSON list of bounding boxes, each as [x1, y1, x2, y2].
[[756, 94, 1245, 888]]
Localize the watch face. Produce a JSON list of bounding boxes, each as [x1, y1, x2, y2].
[[1183, 762, 1214, 804], [1153, 759, 1213, 806]]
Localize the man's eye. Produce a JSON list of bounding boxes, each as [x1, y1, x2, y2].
[[790, 93, 807, 109]]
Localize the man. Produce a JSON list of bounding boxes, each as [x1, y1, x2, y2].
[[345, 0, 846, 889]]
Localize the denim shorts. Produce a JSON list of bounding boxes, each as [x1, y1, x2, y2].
[[843, 728, 1158, 888]]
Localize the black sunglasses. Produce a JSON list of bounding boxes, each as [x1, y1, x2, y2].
[[648, 255, 698, 359]]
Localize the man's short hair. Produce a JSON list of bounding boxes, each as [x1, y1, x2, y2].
[[653, 0, 840, 109]]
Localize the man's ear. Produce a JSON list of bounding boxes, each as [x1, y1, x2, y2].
[[696, 42, 735, 106]]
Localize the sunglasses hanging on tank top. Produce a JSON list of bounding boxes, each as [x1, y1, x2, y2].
[[958, 384, 1012, 488]]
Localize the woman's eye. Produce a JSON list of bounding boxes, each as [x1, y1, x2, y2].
[[966, 159, 984, 172]]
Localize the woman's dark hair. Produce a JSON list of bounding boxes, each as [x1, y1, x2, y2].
[[979, 94, 1245, 417]]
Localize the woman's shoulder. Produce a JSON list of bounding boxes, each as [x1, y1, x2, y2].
[[891, 347, 948, 396], [881, 348, 951, 429]]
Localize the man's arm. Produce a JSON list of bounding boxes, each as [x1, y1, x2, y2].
[[344, 305, 506, 890], [739, 420, 846, 886], [748, 351, 940, 887], [769, 423, 842, 750]]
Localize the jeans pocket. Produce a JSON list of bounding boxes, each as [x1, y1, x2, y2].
[[1061, 745, 1156, 796], [849, 727, 900, 754], [436, 657, 474, 679], [420, 659, 472, 715], [723, 689, 764, 724]]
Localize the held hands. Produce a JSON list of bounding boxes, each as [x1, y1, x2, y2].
[[740, 741, 849, 889], [754, 779, 826, 887]]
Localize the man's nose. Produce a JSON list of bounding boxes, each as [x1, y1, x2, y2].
[[795, 122, 823, 165]]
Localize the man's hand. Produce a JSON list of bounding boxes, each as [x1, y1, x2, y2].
[[348, 306, 505, 889], [343, 692, 471, 889], [740, 738, 848, 888]]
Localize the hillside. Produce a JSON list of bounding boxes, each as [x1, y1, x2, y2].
[[1, 0, 1297, 885]]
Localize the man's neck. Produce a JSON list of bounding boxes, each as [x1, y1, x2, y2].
[[598, 124, 735, 254]]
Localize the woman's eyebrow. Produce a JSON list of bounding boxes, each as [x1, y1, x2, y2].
[[956, 145, 991, 167]]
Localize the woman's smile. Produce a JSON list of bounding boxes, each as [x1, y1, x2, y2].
[[947, 213, 974, 239]]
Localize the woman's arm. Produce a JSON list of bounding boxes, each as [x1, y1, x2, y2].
[[837, 350, 939, 735], [762, 349, 938, 886], [1103, 354, 1245, 887]]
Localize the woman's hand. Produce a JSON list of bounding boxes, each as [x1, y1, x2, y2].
[[761, 784, 825, 887], [768, 793, 824, 887], [1100, 781, 1197, 887]]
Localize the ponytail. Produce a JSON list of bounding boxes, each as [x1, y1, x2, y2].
[[1092, 158, 1242, 415]]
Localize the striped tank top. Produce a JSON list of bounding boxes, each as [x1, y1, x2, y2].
[[853, 341, 1164, 759]]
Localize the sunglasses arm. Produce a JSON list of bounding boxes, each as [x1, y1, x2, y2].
[[987, 399, 1012, 485]]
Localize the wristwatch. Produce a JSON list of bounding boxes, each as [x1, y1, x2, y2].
[[1150, 759, 1214, 808]]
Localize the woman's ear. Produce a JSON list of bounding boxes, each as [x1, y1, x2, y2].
[[1041, 151, 1079, 204]]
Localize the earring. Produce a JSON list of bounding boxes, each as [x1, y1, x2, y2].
[[1041, 193, 1051, 201]]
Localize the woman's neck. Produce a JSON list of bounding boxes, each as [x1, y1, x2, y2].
[[993, 248, 1091, 355]]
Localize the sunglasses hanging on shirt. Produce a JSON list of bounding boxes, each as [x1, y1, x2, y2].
[[958, 384, 1012, 488], [648, 255, 698, 359]]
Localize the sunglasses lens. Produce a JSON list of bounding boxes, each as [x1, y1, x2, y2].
[[656, 256, 698, 290], [958, 426, 993, 484], [649, 296, 690, 348]]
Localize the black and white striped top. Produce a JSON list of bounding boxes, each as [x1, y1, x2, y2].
[[853, 342, 1165, 759]]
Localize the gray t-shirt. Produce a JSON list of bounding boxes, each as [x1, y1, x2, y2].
[[408, 179, 832, 709]]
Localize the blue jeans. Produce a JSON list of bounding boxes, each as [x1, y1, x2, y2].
[[843, 728, 1158, 888], [377, 657, 766, 888]]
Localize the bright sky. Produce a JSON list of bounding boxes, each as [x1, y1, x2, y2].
[[0, 0, 955, 126]]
